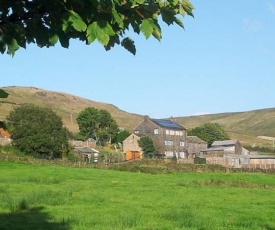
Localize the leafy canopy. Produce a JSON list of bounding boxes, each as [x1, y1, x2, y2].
[[6, 104, 69, 158], [0, 0, 194, 55], [76, 107, 118, 144], [188, 123, 230, 147], [138, 135, 155, 158]]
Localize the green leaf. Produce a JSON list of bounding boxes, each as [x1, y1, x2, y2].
[[140, 19, 154, 39], [0, 40, 7, 54], [98, 20, 115, 36], [175, 17, 184, 29], [96, 29, 110, 46], [112, 8, 124, 28], [179, 4, 186, 16], [121, 37, 136, 55], [86, 20, 115, 46], [69, 10, 87, 32], [7, 38, 19, 57], [62, 11, 87, 33], [181, 0, 195, 17], [141, 19, 161, 41], [86, 23, 97, 44], [0, 89, 9, 98], [161, 7, 176, 25], [104, 34, 120, 51], [58, 33, 70, 48], [152, 26, 162, 41], [49, 34, 59, 45]]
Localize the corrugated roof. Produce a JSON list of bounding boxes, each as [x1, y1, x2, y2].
[[151, 119, 185, 130], [212, 140, 238, 146]]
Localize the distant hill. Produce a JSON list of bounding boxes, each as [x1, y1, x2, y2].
[[174, 108, 275, 137], [1, 86, 274, 144], [0, 86, 143, 132]]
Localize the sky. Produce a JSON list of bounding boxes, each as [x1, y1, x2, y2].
[[1, 1, 275, 118]]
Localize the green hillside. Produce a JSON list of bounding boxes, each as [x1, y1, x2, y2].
[[174, 108, 275, 137], [1, 86, 274, 145], [0, 86, 143, 132]]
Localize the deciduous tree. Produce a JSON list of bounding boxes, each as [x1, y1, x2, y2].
[[0, 0, 194, 55], [188, 123, 230, 147], [6, 104, 69, 158], [76, 107, 118, 144]]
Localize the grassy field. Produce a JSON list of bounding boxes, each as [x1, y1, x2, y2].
[[0, 161, 274, 230]]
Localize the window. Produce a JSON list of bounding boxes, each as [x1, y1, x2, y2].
[[166, 129, 176, 135], [154, 129, 159, 134], [180, 141, 185, 147], [179, 131, 183, 136], [165, 151, 174, 157], [175, 131, 179, 136], [179, 152, 186, 158], [164, 140, 173, 146], [243, 157, 249, 164]]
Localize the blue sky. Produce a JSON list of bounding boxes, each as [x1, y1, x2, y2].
[[1, 1, 275, 118]]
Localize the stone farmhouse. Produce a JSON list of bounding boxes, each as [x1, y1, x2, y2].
[[123, 116, 188, 159]]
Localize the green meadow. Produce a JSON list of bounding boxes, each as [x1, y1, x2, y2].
[[0, 161, 274, 230]]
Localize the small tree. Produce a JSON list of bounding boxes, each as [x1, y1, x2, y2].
[[6, 104, 69, 158], [115, 130, 130, 144], [77, 107, 118, 145], [138, 136, 155, 158], [188, 123, 230, 147]]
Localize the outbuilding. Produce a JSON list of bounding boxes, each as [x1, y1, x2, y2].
[[73, 147, 100, 163]]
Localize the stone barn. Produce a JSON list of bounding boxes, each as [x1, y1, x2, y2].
[[199, 140, 248, 166], [123, 134, 143, 160], [186, 136, 208, 158]]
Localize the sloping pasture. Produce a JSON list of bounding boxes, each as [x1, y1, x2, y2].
[[0, 161, 274, 230]]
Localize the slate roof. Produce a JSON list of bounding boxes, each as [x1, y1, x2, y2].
[[151, 119, 185, 130], [201, 146, 233, 152], [212, 140, 238, 146], [187, 136, 207, 144]]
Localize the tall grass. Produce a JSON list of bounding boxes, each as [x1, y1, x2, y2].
[[0, 161, 274, 229]]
